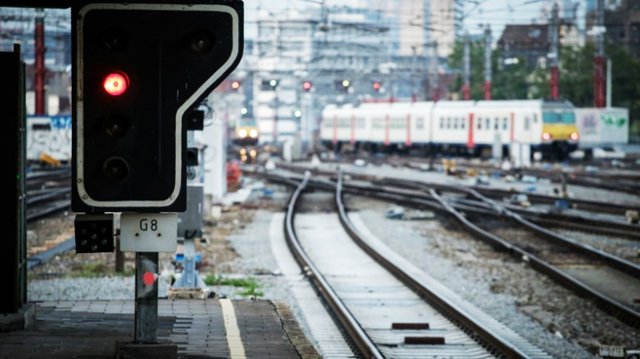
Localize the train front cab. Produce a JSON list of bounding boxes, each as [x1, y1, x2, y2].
[[536, 101, 579, 158]]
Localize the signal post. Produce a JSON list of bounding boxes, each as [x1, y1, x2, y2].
[[71, 1, 243, 354]]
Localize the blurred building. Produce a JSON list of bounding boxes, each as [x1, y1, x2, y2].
[[0, 8, 72, 115], [602, 0, 640, 60], [242, 1, 448, 147]]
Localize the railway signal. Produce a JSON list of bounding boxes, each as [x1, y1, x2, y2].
[[72, 2, 243, 213], [372, 81, 381, 92], [231, 80, 241, 91], [302, 80, 313, 92], [336, 79, 351, 93]]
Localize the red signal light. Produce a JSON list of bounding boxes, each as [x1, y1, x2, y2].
[[303, 81, 312, 91], [103, 72, 129, 96], [372, 81, 381, 91], [231, 80, 241, 90]]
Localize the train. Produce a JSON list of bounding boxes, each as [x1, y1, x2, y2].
[[231, 118, 259, 146], [320, 100, 580, 158]]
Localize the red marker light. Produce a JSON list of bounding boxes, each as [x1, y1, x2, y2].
[[231, 80, 241, 90], [303, 81, 312, 91], [103, 72, 129, 96], [372, 81, 381, 91], [143, 271, 156, 286]]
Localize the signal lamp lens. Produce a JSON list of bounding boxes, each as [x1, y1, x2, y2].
[[249, 129, 258, 138], [542, 132, 552, 141], [103, 157, 129, 181], [373, 82, 381, 90], [103, 72, 129, 96], [303, 81, 312, 91], [238, 129, 247, 138], [189, 29, 215, 54], [231, 81, 241, 90], [570, 132, 579, 141], [104, 114, 129, 138], [342, 79, 350, 87]]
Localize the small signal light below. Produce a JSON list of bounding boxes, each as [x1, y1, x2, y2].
[[570, 132, 579, 141], [103, 72, 129, 96]]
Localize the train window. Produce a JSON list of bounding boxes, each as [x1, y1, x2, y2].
[[357, 117, 365, 128], [525, 117, 530, 130], [477, 117, 482, 130], [461, 117, 465, 129], [494, 118, 499, 130], [502, 117, 508, 130], [416, 116, 424, 129], [440, 117, 444, 129], [392, 118, 400, 128], [373, 118, 383, 128], [533, 114, 538, 123], [453, 117, 458, 129], [485, 118, 490, 130], [446, 117, 451, 129]]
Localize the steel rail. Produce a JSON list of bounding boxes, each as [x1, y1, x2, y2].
[[283, 172, 384, 359], [27, 199, 70, 222], [256, 169, 640, 328], [464, 188, 640, 278], [374, 176, 640, 240], [276, 162, 639, 215], [335, 173, 535, 359], [430, 189, 640, 329], [249, 167, 640, 240]]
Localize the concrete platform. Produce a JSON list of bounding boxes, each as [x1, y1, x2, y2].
[[0, 299, 316, 358]]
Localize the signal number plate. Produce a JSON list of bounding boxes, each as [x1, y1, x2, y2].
[[120, 213, 177, 252]]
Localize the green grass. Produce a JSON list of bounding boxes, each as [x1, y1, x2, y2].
[[73, 262, 108, 278], [71, 262, 134, 278], [203, 274, 263, 298]]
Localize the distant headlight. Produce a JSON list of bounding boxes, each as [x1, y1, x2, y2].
[[570, 132, 579, 141], [238, 129, 247, 138], [249, 129, 258, 138], [542, 132, 552, 141]]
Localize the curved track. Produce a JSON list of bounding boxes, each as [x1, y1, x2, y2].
[[253, 165, 640, 331], [283, 171, 550, 358]]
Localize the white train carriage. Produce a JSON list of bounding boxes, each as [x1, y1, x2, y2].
[[350, 102, 434, 149], [321, 99, 580, 157]]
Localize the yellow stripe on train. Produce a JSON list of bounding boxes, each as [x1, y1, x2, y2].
[[542, 124, 579, 141]]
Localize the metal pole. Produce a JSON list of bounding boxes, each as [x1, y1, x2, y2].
[[549, 2, 560, 100], [34, 13, 46, 115], [606, 59, 612, 108], [483, 26, 492, 100], [463, 31, 470, 100], [2, 44, 26, 314], [430, 41, 439, 101], [135, 251, 159, 344], [594, 0, 606, 107]]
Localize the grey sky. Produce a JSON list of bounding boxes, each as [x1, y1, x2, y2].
[[244, 0, 586, 44]]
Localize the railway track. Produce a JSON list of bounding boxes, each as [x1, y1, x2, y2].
[[429, 189, 640, 329], [252, 164, 640, 330], [283, 171, 550, 358], [26, 166, 71, 222], [272, 162, 640, 239]]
